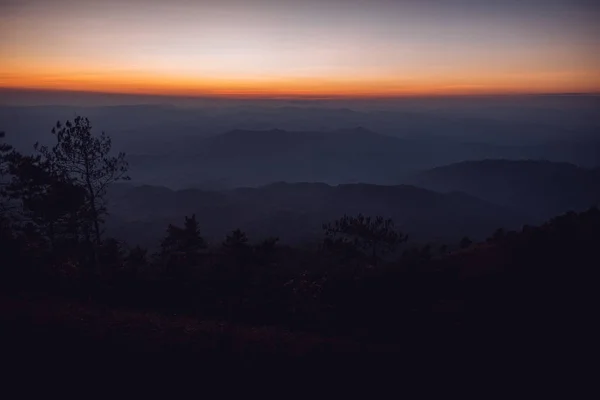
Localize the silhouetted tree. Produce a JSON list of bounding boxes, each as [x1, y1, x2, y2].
[[98, 238, 125, 268], [116, 245, 147, 283], [222, 229, 249, 254], [0, 132, 11, 169], [221, 229, 254, 292], [161, 214, 206, 254], [35, 117, 129, 245], [254, 237, 279, 264], [0, 133, 18, 274], [7, 153, 85, 247], [459, 236, 472, 249], [159, 214, 206, 276], [126, 246, 148, 270], [0, 132, 17, 273], [400, 244, 433, 271], [0, 132, 13, 215], [491, 228, 505, 242], [323, 214, 407, 265]]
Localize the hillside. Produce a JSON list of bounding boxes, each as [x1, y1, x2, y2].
[[409, 159, 600, 221], [3, 207, 598, 367], [106, 181, 523, 247]]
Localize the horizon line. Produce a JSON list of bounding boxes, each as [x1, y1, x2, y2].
[[2, 86, 600, 102]]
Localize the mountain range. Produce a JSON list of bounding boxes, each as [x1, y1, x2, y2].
[[126, 127, 600, 189], [106, 181, 525, 249], [409, 159, 600, 221], [105, 158, 600, 248], [3, 103, 599, 189]]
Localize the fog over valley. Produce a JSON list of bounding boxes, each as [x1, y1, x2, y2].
[[3, 93, 598, 247]]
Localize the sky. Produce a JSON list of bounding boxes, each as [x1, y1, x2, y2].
[[1, 0, 599, 98]]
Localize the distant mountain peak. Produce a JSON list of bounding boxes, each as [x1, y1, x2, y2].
[[354, 126, 371, 133], [335, 126, 376, 135]]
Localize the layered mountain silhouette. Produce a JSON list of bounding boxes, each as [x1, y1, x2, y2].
[[409, 160, 600, 221], [4, 101, 599, 189], [129, 127, 551, 189], [106, 182, 524, 248], [125, 125, 599, 189], [127, 127, 428, 188]]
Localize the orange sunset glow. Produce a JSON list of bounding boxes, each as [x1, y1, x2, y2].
[[1, 0, 599, 98]]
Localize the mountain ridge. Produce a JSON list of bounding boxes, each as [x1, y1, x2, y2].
[[106, 181, 525, 248], [409, 159, 600, 221]]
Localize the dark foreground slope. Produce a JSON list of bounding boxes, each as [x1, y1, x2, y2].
[[2, 208, 598, 370], [0, 292, 373, 364]]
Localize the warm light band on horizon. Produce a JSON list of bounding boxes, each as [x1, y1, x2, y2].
[[2, 70, 599, 98], [1, 0, 599, 98]]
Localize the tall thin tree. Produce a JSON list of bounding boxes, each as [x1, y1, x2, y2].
[[36, 117, 129, 245], [0, 131, 14, 223], [0, 132, 12, 207]]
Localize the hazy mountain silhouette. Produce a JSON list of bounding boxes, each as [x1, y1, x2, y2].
[[4, 98, 599, 189], [409, 159, 600, 221], [106, 182, 524, 247], [127, 127, 430, 188], [127, 126, 600, 189]]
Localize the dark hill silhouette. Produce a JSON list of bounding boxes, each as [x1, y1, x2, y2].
[[124, 125, 600, 189], [409, 159, 600, 221], [106, 182, 523, 248], [127, 127, 428, 188], [3, 207, 598, 366]]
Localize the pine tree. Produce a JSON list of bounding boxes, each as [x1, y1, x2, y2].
[[35, 117, 129, 245], [159, 214, 206, 273], [323, 214, 407, 265], [0, 132, 13, 215], [222, 229, 249, 253]]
